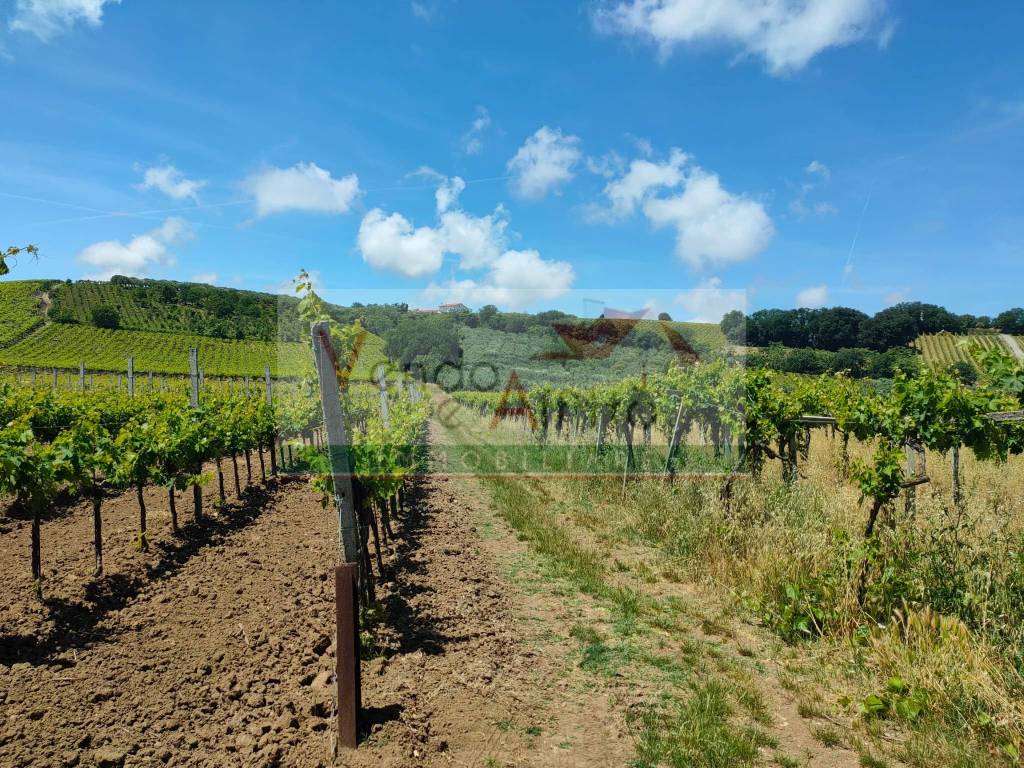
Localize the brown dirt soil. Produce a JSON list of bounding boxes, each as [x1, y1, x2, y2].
[[345, 473, 634, 768], [0, 445, 636, 767]]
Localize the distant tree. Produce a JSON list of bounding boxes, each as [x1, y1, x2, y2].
[[720, 310, 746, 345], [658, 312, 672, 321], [857, 302, 962, 350], [806, 307, 869, 350], [478, 305, 499, 328], [995, 308, 1024, 335], [384, 315, 461, 370], [90, 305, 121, 329]]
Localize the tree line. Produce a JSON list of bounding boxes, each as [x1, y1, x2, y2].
[[722, 303, 1024, 352]]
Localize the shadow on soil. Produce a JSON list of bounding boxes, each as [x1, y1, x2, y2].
[[373, 479, 460, 657], [0, 478, 295, 668]]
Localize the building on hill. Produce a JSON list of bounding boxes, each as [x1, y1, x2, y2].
[[438, 302, 470, 314], [411, 308, 439, 315]]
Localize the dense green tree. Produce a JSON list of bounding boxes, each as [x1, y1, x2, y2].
[[995, 308, 1024, 335], [720, 309, 746, 344], [384, 315, 462, 370], [90, 304, 121, 329]]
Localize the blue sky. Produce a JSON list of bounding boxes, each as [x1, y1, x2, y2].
[[0, 1, 1021, 320]]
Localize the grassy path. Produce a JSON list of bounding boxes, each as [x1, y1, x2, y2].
[[429, 391, 895, 768]]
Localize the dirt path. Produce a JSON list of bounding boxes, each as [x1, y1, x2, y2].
[[345, 422, 634, 767], [1000, 333, 1024, 361]]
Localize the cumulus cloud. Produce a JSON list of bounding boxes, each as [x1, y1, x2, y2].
[[590, 147, 772, 267], [507, 126, 582, 200], [77, 217, 192, 280], [461, 106, 491, 155], [243, 162, 360, 216], [643, 168, 773, 269], [435, 175, 466, 214], [9, 0, 118, 41], [138, 163, 207, 202], [589, 148, 688, 221], [438, 208, 508, 269], [674, 277, 747, 323], [359, 176, 572, 304], [358, 174, 509, 277], [426, 250, 575, 310], [191, 272, 218, 285], [796, 284, 829, 308], [358, 209, 446, 278], [593, 0, 889, 75]]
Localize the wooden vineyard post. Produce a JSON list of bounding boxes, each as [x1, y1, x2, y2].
[[189, 349, 203, 520], [665, 394, 685, 475], [904, 444, 916, 518], [951, 446, 962, 510], [52, 368, 57, 390], [376, 365, 390, 429], [128, 357, 135, 398], [311, 321, 361, 750], [266, 367, 278, 477], [79, 362, 86, 390], [335, 562, 360, 750]]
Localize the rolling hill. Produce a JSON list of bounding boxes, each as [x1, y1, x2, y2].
[[0, 279, 386, 379]]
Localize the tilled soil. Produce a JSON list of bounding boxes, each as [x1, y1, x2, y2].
[[1, 448, 633, 767], [1, 471, 341, 768]]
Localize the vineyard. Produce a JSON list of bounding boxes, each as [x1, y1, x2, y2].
[[0, 323, 386, 379], [0, 365, 424, 584], [0, 280, 48, 346], [46, 279, 301, 341], [915, 331, 1010, 368], [458, 321, 727, 389], [442, 348, 1024, 766]]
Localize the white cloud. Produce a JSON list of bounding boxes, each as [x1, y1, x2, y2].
[[796, 284, 829, 308], [439, 209, 508, 269], [461, 106, 491, 155], [585, 150, 626, 179], [507, 126, 582, 200], [357, 175, 509, 276], [78, 217, 192, 280], [435, 175, 466, 213], [805, 159, 830, 179], [643, 167, 774, 269], [9, 0, 118, 41], [590, 148, 689, 221], [790, 160, 837, 217], [674, 278, 747, 323], [426, 250, 575, 310], [358, 209, 445, 278], [191, 272, 218, 285], [138, 163, 207, 202], [243, 162, 360, 216], [593, 0, 888, 75]]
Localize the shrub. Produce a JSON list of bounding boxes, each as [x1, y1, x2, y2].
[[90, 304, 121, 329]]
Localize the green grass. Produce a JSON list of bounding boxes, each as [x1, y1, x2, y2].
[[630, 682, 774, 768], [0, 323, 386, 378], [0, 280, 48, 346], [459, 323, 726, 389]]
